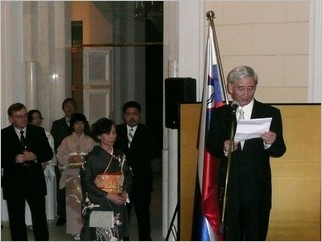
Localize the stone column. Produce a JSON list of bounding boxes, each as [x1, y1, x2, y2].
[[162, 1, 205, 239], [308, 1, 322, 103]]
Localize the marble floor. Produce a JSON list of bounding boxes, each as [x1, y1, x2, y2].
[[1, 172, 164, 241]]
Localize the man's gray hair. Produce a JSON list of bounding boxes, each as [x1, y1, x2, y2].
[[227, 66, 258, 85]]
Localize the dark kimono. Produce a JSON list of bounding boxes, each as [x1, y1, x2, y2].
[[80, 145, 133, 241]]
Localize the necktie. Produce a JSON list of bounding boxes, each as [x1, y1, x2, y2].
[[238, 109, 245, 149], [128, 128, 134, 148], [20, 130, 26, 148], [239, 108, 245, 120]]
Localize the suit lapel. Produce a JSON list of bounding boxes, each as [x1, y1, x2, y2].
[[120, 124, 130, 151], [250, 100, 264, 119], [244, 100, 263, 151], [24, 125, 33, 149], [9, 125, 24, 149], [11, 125, 22, 145]]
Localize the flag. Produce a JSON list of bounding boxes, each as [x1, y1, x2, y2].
[[191, 22, 228, 241]]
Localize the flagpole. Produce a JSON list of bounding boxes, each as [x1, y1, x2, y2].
[[206, 11, 229, 105], [206, 10, 232, 237], [219, 120, 236, 235], [192, 10, 230, 241]]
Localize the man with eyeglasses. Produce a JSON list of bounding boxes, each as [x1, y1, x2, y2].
[[1, 103, 53, 240]]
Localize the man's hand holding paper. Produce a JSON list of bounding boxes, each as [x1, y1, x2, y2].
[[234, 118, 272, 142]]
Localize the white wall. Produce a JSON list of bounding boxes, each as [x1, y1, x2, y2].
[[206, 1, 310, 103]]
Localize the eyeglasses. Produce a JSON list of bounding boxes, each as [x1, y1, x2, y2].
[[12, 114, 27, 119]]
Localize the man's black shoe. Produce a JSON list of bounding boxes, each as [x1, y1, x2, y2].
[[56, 217, 66, 226]]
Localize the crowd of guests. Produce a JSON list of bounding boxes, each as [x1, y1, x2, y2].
[[1, 99, 158, 241], [2, 65, 286, 241]]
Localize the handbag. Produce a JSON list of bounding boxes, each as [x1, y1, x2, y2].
[[94, 154, 125, 194], [89, 210, 114, 228]]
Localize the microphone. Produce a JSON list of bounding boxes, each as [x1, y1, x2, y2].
[[231, 101, 239, 114]]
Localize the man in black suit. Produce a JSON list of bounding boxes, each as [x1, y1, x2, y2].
[[1, 103, 53, 240], [50, 97, 77, 226], [207, 66, 286, 241], [115, 101, 157, 241]]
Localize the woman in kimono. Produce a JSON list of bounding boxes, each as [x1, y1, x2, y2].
[[56, 113, 95, 240], [80, 118, 132, 241]]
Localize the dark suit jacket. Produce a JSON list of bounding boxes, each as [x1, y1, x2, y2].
[[1, 124, 53, 200], [51, 117, 71, 153], [115, 123, 157, 192], [207, 99, 286, 208]]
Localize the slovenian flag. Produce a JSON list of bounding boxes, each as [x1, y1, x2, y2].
[[191, 22, 228, 241]]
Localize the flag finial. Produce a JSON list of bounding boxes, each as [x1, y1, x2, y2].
[[206, 11, 215, 21]]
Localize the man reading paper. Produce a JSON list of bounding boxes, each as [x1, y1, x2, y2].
[[234, 117, 272, 143], [207, 66, 286, 241]]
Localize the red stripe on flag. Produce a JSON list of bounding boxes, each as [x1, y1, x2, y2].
[[202, 148, 223, 241]]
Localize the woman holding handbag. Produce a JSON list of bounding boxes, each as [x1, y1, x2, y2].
[[80, 118, 133, 241]]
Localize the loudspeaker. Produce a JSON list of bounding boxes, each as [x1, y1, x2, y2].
[[165, 77, 196, 129]]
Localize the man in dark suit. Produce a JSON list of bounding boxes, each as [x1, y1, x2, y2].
[[50, 97, 77, 226], [1, 103, 53, 240], [114, 101, 157, 241], [207, 66, 286, 241]]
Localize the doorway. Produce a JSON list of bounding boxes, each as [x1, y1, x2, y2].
[[71, 2, 163, 157]]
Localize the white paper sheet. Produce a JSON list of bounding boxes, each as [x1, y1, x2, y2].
[[234, 117, 272, 142]]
